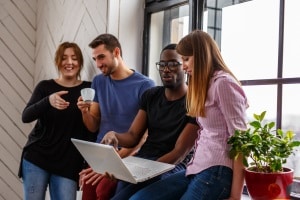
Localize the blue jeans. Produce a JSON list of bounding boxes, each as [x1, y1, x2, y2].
[[112, 163, 186, 200], [130, 165, 233, 200], [22, 159, 77, 200]]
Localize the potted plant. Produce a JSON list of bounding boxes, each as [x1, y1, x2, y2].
[[228, 111, 300, 200]]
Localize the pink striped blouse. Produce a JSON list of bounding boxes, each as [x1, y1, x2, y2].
[[186, 70, 248, 176]]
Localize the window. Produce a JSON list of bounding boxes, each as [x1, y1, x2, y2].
[[217, 0, 280, 120], [143, 1, 190, 85], [143, 0, 300, 139], [203, 0, 300, 138]]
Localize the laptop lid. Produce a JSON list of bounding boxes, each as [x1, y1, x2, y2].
[[71, 138, 175, 184]]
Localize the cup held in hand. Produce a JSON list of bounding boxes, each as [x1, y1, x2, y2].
[[81, 88, 95, 102]]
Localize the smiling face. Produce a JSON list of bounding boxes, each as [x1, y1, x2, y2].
[[158, 49, 185, 89], [58, 47, 81, 79], [92, 44, 119, 76], [55, 42, 83, 80]]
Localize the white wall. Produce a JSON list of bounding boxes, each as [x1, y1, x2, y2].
[[35, 0, 107, 83], [0, 0, 144, 198], [0, 0, 36, 198], [119, 0, 145, 71]]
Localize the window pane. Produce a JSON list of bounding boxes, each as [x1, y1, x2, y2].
[[243, 85, 277, 122], [149, 11, 165, 85], [283, 0, 300, 78], [148, 5, 189, 86], [282, 85, 300, 140], [171, 16, 189, 43], [283, 85, 300, 176], [220, 0, 280, 80]]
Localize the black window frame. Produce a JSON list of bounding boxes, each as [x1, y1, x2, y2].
[[142, 0, 204, 75]]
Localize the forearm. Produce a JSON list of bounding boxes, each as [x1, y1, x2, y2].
[[22, 96, 50, 123], [118, 131, 148, 158], [157, 147, 191, 164], [230, 155, 245, 200], [118, 148, 137, 158], [116, 132, 142, 148], [157, 123, 198, 164], [82, 112, 100, 132]]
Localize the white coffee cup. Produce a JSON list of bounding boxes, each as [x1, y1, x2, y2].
[[81, 88, 95, 102]]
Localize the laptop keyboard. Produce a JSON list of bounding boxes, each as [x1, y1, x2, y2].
[[125, 162, 152, 178]]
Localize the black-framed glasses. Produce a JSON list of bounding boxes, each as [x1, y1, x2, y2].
[[155, 61, 182, 71]]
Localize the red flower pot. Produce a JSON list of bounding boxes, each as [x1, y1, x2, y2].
[[245, 167, 294, 200]]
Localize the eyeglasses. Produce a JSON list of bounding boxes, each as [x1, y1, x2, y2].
[[155, 61, 182, 71]]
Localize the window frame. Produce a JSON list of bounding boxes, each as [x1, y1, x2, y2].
[[142, 0, 204, 75]]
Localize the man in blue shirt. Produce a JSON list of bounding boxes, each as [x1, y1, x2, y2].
[[77, 33, 154, 200]]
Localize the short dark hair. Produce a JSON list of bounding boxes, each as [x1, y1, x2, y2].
[[161, 43, 177, 53], [89, 33, 122, 57]]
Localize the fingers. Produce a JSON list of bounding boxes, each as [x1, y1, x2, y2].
[[77, 98, 92, 113], [92, 174, 105, 185], [79, 167, 93, 176], [79, 168, 93, 188], [49, 91, 70, 110], [101, 138, 113, 144], [90, 172, 116, 185], [79, 169, 117, 187], [104, 172, 117, 181], [79, 173, 84, 188], [85, 173, 104, 185], [56, 90, 69, 96], [101, 137, 119, 151], [77, 96, 83, 102], [101, 131, 118, 148], [80, 168, 103, 185]]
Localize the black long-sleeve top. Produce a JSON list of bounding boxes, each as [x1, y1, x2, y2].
[[19, 79, 96, 182]]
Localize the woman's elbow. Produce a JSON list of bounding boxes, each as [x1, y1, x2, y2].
[[21, 114, 33, 123]]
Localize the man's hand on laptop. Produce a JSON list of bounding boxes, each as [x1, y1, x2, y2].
[[101, 131, 119, 150]]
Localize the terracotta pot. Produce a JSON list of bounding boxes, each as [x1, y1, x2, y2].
[[245, 167, 294, 200]]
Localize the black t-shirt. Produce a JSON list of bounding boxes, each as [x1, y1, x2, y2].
[[136, 86, 197, 165], [19, 79, 96, 181]]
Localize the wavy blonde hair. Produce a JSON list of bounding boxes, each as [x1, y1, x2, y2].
[[176, 30, 240, 117]]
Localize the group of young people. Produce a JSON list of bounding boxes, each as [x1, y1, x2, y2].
[[19, 30, 248, 200]]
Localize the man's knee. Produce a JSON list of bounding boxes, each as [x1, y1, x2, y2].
[[96, 177, 118, 200]]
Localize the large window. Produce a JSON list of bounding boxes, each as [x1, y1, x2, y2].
[[144, 0, 300, 139], [219, 0, 280, 119], [203, 0, 300, 139]]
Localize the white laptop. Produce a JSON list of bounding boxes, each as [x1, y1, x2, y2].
[[71, 138, 175, 184]]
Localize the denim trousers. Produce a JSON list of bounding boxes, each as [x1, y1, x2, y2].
[[22, 159, 77, 200], [130, 165, 233, 200], [111, 163, 186, 200]]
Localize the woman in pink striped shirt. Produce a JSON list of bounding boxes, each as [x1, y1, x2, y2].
[[130, 30, 248, 200]]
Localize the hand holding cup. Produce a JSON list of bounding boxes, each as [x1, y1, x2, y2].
[[81, 88, 95, 103]]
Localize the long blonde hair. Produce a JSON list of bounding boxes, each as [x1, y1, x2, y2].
[[176, 30, 240, 117]]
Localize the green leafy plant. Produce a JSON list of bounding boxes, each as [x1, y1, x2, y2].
[[228, 111, 300, 173]]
